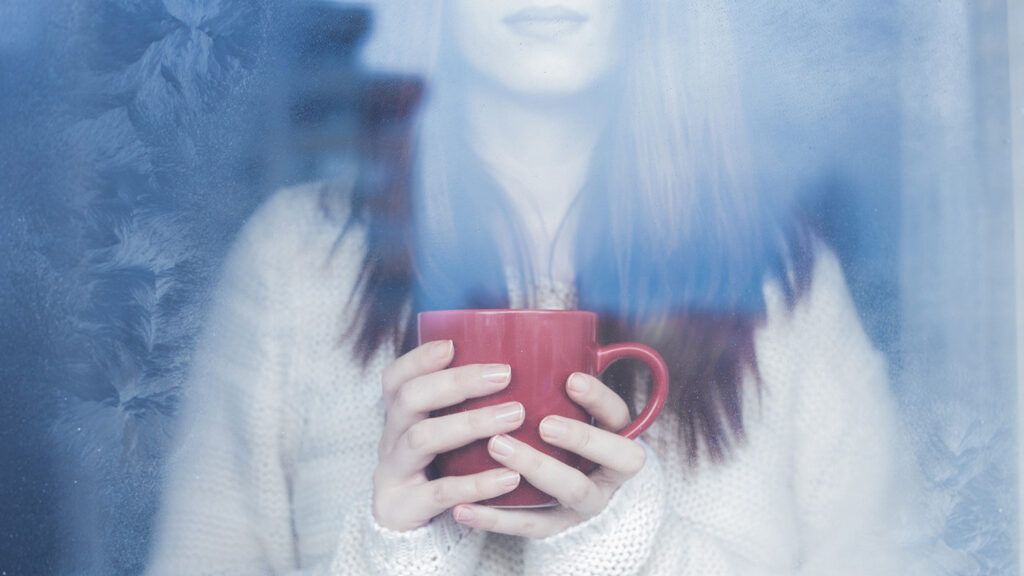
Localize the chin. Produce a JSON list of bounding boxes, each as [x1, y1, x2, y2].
[[488, 59, 607, 98]]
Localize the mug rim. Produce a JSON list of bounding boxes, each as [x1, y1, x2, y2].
[[418, 308, 597, 319]]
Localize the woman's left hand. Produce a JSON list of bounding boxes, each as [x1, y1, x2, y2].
[[450, 372, 647, 538]]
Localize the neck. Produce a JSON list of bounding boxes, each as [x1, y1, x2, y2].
[[462, 79, 612, 282]]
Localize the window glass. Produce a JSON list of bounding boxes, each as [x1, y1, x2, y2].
[[0, 1, 1017, 573]]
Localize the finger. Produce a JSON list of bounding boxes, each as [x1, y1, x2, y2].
[[566, 372, 631, 431], [538, 415, 646, 483], [487, 434, 606, 517], [409, 468, 522, 524], [383, 402, 526, 476], [451, 504, 577, 539], [381, 340, 455, 404], [382, 363, 512, 450]]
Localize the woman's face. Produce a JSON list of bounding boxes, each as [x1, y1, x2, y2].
[[448, 0, 626, 96]]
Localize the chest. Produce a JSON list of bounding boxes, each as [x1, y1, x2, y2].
[[647, 376, 804, 567]]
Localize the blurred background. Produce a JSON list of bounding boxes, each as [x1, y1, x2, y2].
[[0, 1, 1019, 573]]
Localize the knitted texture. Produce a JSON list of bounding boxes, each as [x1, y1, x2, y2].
[[146, 183, 935, 575]]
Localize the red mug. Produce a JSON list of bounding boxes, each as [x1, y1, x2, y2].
[[418, 309, 670, 508]]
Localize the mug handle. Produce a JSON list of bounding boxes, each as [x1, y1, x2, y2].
[[595, 343, 670, 439]]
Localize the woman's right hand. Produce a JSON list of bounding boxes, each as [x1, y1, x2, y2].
[[373, 339, 526, 532]]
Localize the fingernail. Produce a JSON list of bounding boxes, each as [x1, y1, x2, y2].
[[454, 506, 474, 523], [489, 434, 515, 458], [497, 469, 521, 487], [539, 416, 568, 439], [434, 340, 454, 359], [482, 364, 512, 384], [494, 402, 524, 423], [567, 373, 589, 394]]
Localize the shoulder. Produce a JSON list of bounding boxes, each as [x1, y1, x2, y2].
[[760, 241, 882, 368], [231, 180, 356, 263], [220, 180, 364, 291], [756, 241, 890, 415]]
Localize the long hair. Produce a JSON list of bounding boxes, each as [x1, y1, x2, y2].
[[337, 1, 814, 463]]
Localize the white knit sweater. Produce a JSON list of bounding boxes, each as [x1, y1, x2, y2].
[[146, 183, 938, 575]]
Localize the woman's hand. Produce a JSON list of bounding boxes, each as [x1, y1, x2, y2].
[[450, 372, 646, 538], [372, 339, 526, 532]]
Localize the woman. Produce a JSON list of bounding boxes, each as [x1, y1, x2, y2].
[[147, 1, 934, 574]]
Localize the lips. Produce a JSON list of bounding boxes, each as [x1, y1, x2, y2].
[[502, 5, 588, 39]]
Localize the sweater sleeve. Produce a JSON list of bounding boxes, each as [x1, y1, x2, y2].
[[520, 440, 668, 575], [320, 491, 486, 575], [145, 186, 486, 575], [785, 251, 935, 576]]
